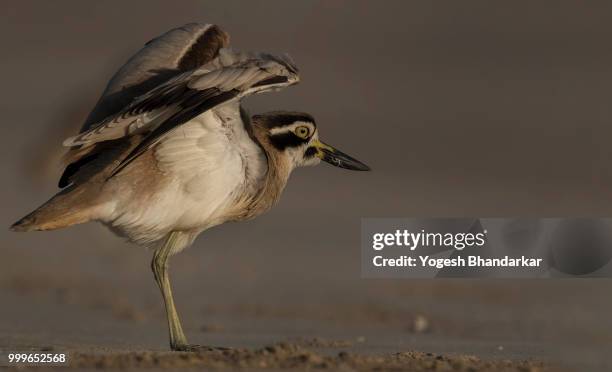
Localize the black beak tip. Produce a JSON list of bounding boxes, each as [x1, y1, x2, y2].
[[320, 147, 371, 172], [353, 162, 371, 171]]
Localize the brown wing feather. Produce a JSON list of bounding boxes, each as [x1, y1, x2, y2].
[[83, 23, 229, 131], [59, 23, 229, 188], [63, 51, 299, 180]]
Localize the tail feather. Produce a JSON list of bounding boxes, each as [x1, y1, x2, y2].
[[10, 187, 99, 232], [10, 212, 42, 232]]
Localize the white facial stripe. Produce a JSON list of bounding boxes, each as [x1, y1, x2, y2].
[[269, 121, 316, 135]]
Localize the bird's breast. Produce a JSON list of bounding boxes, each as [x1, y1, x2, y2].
[[102, 109, 267, 244], [152, 109, 267, 229]]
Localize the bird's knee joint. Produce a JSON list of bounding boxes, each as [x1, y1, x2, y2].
[[151, 256, 168, 277]]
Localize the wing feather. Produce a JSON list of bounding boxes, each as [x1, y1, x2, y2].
[[82, 23, 229, 131], [59, 23, 299, 186], [63, 48, 299, 178], [59, 23, 229, 187]]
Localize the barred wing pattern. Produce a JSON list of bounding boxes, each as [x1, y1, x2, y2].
[[63, 49, 299, 177]]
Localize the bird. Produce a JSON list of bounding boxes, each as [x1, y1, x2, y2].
[[10, 23, 369, 351]]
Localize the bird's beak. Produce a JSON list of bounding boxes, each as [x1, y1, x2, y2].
[[311, 140, 371, 171]]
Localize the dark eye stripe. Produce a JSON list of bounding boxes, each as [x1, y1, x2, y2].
[[269, 132, 308, 150]]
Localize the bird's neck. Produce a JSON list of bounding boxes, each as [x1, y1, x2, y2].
[[239, 124, 293, 219]]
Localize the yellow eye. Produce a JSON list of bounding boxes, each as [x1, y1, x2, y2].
[[295, 126, 310, 139]]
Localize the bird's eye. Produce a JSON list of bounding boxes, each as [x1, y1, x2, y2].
[[295, 126, 310, 139]]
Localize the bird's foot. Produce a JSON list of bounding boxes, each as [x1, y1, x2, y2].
[[173, 344, 233, 353]]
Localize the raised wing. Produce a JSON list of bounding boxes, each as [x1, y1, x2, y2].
[[59, 23, 230, 187], [81, 23, 230, 133], [63, 49, 299, 177]]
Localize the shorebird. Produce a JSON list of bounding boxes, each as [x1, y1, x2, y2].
[[11, 23, 369, 351]]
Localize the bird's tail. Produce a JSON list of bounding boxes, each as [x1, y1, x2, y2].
[[10, 186, 99, 232]]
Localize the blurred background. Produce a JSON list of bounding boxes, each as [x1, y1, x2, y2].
[[2, 1, 612, 370]]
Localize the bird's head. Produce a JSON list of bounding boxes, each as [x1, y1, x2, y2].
[[252, 111, 370, 171]]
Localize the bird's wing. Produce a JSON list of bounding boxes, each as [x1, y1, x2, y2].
[[59, 23, 229, 187], [80, 23, 229, 132], [63, 48, 299, 177]]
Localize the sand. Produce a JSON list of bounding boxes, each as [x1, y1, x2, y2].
[[65, 344, 546, 371]]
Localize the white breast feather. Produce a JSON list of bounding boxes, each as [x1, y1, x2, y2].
[[154, 110, 248, 229]]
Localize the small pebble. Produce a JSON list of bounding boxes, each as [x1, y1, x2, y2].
[[413, 314, 430, 333]]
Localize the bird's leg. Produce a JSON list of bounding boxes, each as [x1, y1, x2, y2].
[[152, 232, 189, 350], [151, 232, 232, 352]]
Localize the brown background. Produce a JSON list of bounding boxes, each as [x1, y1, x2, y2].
[[2, 1, 612, 370]]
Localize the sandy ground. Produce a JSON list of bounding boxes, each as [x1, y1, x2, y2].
[[2, 222, 610, 371], [0, 293, 550, 372], [3, 1, 612, 370], [62, 347, 546, 371]]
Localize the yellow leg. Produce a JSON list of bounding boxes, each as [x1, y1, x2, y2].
[[151, 231, 232, 352], [151, 232, 188, 350]]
